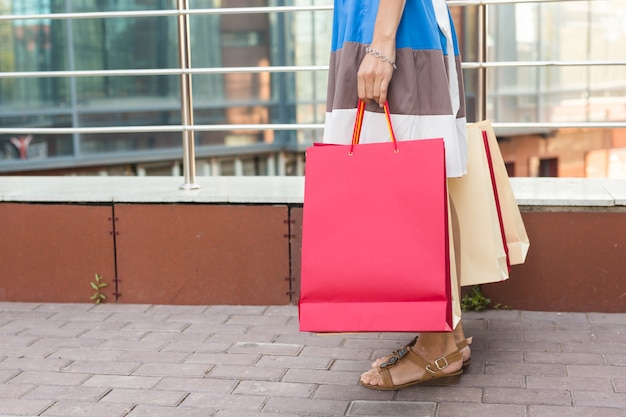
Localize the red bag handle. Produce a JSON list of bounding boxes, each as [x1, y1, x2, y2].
[[350, 100, 399, 154], [482, 130, 511, 271]]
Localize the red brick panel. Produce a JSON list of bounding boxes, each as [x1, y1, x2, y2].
[[0, 203, 116, 303], [114, 204, 291, 305], [482, 211, 626, 313]]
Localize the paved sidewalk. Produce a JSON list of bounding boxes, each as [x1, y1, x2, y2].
[[0, 302, 624, 417]]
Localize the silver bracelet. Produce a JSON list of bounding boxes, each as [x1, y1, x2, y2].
[[365, 47, 397, 70]]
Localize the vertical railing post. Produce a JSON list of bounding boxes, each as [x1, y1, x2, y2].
[[177, 0, 200, 190], [476, 1, 488, 122]]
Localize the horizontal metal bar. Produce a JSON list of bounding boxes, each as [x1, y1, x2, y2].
[[0, 5, 333, 21], [463, 60, 626, 69], [2, 121, 625, 136], [449, 0, 594, 5], [0, 66, 329, 79], [2, 59, 625, 80], [0, 0, 596, 22], [0, 124, 324, 135]]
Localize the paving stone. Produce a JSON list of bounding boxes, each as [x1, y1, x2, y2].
[[571, 390, 626, 409], [263, 305, 298, 317], [225, 314, 291, 326], [347, 400, 435, 416], [0, 357, 70, 372], [116, 350, 189, 364], [0, 382, 35, 399], [457, 373, 526, 388], [155, 377, 236, 393], [62, 360, 140, 375], [0, 399, 53, 416], [233, 380, 316, 398], [183, 323, 249, 334], [604, 353, 626, 365], [529, 405, 623, 417], [562, 342, 626, 354], [50, 347, 124, 362], [274, 333, 346, 347], [181, 392, 266, 410], [397, 386, 483, 403], [299, 345, 374, 360], [208, 364, 284, 381], [525, 351, 604, 365], [487, 339, 561, 352], [100, 388, 187, 406], [567, 364, 626, 378], [141, 331, 210, 343], [330, 359, 374, 373], [132, 362, 210, 378], [125, 405, 216, 417], [9, 371, 91, 386], [436, 402, 527, 417], [614, 378, 626, 393], [0, 335, 41, 348], [96, 339, 167, 351], [215, 411, 297, 417], [587, 313, 626, 324], [0, 345, 57, 358], [255, 354, 332, 370], [121, 321, 190, 332], [557, 322, 626, 334], [313, 384, 395, 401], [41, 401, 133, 417], [282, 368, 358, 385], [488, 318, 556, 331], [228, 341, 302, 356], [523, 330, 594, 343], [484, 387, 572, 406], [526, 375, 614, 392], [160, 340, 232, 353], [208, 333, 275, 344], [485, 362, 567, 376], [262, 397, 349, 415], [185, 352, 258, 366], [521, 311, 590, 322], [22, 385, 109, 401], [82, 374, 161, 390]]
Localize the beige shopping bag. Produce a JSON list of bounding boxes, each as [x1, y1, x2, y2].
[[474, 120, 530, 265], [448, 124, 510, 286]]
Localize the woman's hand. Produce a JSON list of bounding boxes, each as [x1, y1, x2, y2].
[[356, 0, 406, 108], [357, 44, 396, 108]]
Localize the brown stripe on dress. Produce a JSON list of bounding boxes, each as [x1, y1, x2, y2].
[[326, 42, 461, 117]]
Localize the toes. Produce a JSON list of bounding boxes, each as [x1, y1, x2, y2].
[[360, 368, 382, 386]]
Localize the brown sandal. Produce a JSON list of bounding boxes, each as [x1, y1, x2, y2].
[[376, 335, 472, 370], [361, 346, 463, 391]]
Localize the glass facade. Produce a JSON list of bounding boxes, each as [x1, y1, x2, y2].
[[0, 0, 624, 176], [0, 0, 333, 166], [487, 0, 626, 123]]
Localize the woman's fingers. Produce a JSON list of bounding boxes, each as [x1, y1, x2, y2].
[[357, 55, 394, 107]]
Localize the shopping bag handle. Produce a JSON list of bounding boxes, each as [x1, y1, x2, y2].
[[350, 100, 399, 154]]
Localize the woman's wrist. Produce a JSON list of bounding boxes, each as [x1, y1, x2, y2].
[[365, 46, 397, 69]]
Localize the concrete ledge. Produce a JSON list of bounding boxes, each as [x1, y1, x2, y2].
[[0, 176, 625, 207], [1, 177, 625, 311]]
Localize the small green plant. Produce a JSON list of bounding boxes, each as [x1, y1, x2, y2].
[[90, 273, 107, 304], [461, 285, 491, 311]]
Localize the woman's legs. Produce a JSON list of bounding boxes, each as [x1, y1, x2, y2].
[[360, 330, 463, 387]]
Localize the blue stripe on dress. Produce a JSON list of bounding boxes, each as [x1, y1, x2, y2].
[[331, 0, 454, 53]]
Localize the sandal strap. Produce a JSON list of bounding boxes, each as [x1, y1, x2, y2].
[[456, 336, 472, 350], [377, 347, 463, 388]]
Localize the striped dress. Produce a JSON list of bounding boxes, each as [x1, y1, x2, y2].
[[323, 0, 468, 178]]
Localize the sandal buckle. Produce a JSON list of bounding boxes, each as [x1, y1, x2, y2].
[[426, 356, 449, 374]]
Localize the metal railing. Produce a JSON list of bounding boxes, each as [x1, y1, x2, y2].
[[0, 0, 625, 184]]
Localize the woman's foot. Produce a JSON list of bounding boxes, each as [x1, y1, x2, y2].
[[360, 341, 464, 390], [371, 335, 472, 370]]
